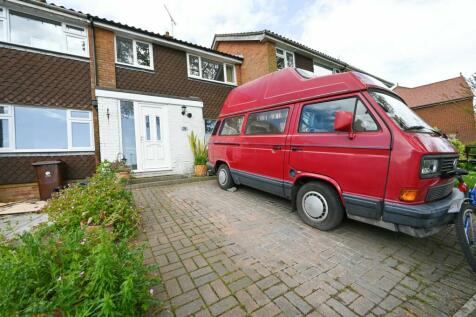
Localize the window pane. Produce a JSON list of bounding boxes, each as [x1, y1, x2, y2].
[[201, 58, 224, 82], [120, 101, 137, 169], [15, 106, 67, 149], [66, 24, 84, 35], [66, 36, 86, 55], [276, 48, 284, 55], [299, 98, 356, 133], [286, 52, 294, 67], [245, 108, 289, 135], [205, 119, 217, 134], [313, 64, 333, 76], [71, 122, 91, 148], [226, 64, 235, 83], [220, 116, 243, 136], [155, 116, 161, 140], [0, 106, 7, 114], [116, 36, 133, 64], [136, 41, 151, 67], [354, 101, 378, 132], [0, 20, 4, 41], [276, 56, 285, 70], [0, 118, 9, 148], [10, 11, 64, 52], [70, 110, 90, 119], [188, 55, 200, 76], [145, 115, 151, 140]]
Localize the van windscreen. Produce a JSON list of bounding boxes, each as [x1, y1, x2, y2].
[[369, 91, 433, 132]]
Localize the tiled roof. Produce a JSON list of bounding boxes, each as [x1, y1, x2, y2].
[[213, 30, 393, 86], [21, 0, 243, 61], [393, 76, 473, 108]]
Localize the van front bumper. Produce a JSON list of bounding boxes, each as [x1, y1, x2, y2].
[[383, 188, 465, 235]]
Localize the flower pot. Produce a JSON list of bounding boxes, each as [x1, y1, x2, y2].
[[116, 171, 131, 180], [194, 164, 207, 177]]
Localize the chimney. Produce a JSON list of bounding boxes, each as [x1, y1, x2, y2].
[[164, 31, 173, 38]]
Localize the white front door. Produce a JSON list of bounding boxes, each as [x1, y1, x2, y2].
[[138, 104, 170, 171]]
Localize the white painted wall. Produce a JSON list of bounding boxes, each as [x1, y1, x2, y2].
[[96, 89, 205, 175]]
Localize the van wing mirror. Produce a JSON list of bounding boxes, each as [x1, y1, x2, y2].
[[334, 111, 353, 132]]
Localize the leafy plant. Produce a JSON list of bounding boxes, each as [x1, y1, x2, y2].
[[449, 137, 465, 160], [188, 131, 208, 165], [0, 162, 161, 316]]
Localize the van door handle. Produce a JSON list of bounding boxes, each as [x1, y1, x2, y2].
[[272, 145, 282, 150], [291, 147, 303, 152]]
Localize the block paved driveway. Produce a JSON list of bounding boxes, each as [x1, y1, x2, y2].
[[134, 180, 476, 317]]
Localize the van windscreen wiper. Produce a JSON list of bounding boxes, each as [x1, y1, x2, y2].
[[404, 125, 443, 136]]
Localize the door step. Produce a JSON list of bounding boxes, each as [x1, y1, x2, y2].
[[127, 174, 215, 189]]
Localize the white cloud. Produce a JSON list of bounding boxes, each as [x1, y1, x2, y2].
[[54, 0, 476, 86], [298, 0, 476, 86]]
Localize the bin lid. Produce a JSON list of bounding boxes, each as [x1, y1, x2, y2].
[[32, 160, 64, 166]]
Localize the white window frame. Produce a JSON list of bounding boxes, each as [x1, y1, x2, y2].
[[0, 105, 14, 152], [0, 105, 94, 153], [186, 53, 236, 86], [114, 35, 154, 70], [0, 6, 89, 57], [276, 47, 295, 69], [313, 62, 333, 76]]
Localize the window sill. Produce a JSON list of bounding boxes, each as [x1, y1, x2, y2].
[[0, 149, 95, 154], [116, 63, 154, 73], [0, 41, 89, 61], [187, 75, 237, 87]]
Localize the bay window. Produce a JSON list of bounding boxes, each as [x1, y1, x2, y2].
[[0, 7, 88, 56], [276, 48, 295, 70], [115, 36, 153, 69], [0, 105, 93, 152], [187, 53, 236, 85]]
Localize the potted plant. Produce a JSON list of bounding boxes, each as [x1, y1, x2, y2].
[[188, 131, 208, 177], [111, 159, 131, 180]]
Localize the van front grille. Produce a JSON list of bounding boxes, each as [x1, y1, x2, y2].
[[426, 182, 454, 202], [440, 156, 458, 174]]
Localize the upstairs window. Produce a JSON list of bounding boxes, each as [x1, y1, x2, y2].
[[276, 48, 294, 70], [187, 53, 236, 85], [313, 63, 333, 76], [1, 9, 88, 56], [115, 36, 153, 69]]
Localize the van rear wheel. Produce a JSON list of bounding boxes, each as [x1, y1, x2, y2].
[[296, 182, 344, 231], [217, 164, 235, 190]]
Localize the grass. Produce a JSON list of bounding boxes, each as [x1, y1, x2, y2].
[[463, 170, 476, 189]]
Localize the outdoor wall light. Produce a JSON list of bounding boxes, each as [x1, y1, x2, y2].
[[181, 105, 192, 118], [91, 99, 98, 109]]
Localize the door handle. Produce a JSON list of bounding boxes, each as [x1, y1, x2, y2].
[[291, 147, 303, 152], [272, 145, 282, 150]]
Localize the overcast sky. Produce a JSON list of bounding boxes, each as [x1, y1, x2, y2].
[[55, 0, 476, 87]]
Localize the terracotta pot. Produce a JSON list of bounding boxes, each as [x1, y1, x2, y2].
[[116, 171, 131, 180], [194, 164, 207, 177]]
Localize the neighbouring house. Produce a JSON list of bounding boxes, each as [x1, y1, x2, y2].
[[212, 30, 392, 87], [0, 0, 242, 201], [394, 75, 476, 144], [0, 0, 96, 201]]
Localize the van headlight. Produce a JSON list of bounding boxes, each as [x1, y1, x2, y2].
[[421, 158, 439, 176]]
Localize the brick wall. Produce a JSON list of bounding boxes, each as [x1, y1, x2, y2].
[[115, 44, 235, 119], [94, 28, 116, 88], [0, 47, 91, 109], [0, 154, 96, 185], [295, 53, 313, 72], [414, 98, 476, 143], [216, 41, 277, 84]]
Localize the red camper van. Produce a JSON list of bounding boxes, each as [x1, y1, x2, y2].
[[208, 68, 463, 238]]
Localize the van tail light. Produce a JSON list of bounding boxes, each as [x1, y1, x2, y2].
[[457, 181, 469, 193], [399, 189, 418, 202]]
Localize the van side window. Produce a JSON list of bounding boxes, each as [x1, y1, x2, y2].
[[211, 120, 221, 135], [219, 116, 244, 136], [245, 108, 289, 135], [299, 98, 378, 133]]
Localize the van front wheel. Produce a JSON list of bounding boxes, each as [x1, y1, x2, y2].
[[216, 164, 235, 190], [296, 182, 344, 231]]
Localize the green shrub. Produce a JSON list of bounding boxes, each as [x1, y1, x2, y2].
[[188, 131, 208, 165], [45, 163, 139, 239], [0, 162, 160, 316], [449, 137, 465, 160]]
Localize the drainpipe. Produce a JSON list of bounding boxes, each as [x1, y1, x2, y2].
[[88, 15, 101, 164]]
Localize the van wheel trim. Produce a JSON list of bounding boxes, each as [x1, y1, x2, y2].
[[302, 191, 328, 221], [218, 168, 228, 186]]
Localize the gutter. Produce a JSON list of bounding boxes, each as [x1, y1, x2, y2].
[[410, 96, 474, 110]]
